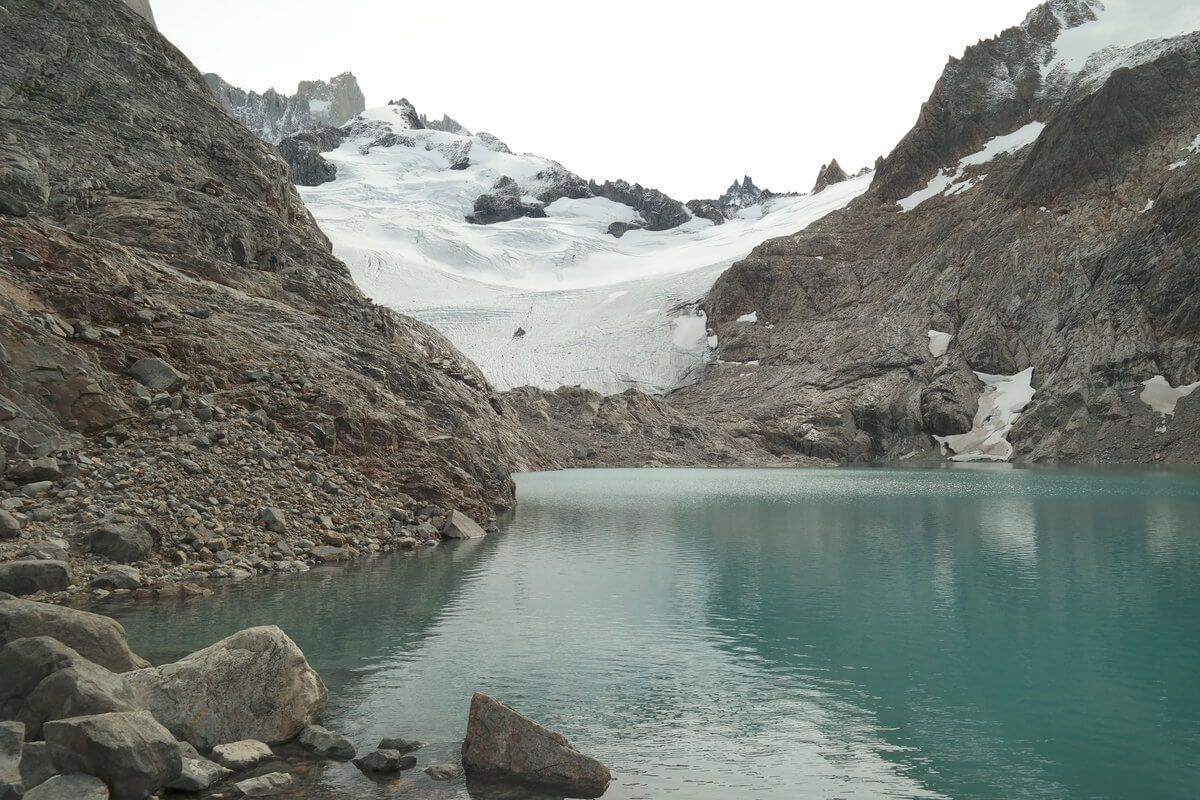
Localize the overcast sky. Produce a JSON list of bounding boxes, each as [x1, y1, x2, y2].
[[154, 0, 1037, 200]]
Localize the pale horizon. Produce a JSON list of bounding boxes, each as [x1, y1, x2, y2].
[[154, 0, 1038, 199]]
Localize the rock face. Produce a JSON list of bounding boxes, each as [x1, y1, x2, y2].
[[0, 600, 149, 673], [812, 159, 849, 193], [277, 128, 343, 186], [467, 177, 547, 225], [43, 711, 180, 800], [677, 17, 1200, 466], [589, 179, 690, 232], [461, 692, 611, 799], [123, 626, 326, 748], [0, 0, 546, 523], [204, 72, 366, 144]]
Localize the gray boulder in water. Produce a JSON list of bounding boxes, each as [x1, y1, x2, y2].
[[461, 692, 611, 798], [43, 711, 180, 800], [442, 510, 485, 540], [123, 626, 327, 749]]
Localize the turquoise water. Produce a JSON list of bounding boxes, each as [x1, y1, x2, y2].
[[104, 467, 1200, 799]]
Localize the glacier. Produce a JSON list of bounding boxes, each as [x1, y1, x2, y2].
[[300, 108, 870, 395]]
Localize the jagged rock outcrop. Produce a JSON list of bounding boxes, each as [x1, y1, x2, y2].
[[203, 71, 366, 144], [812, 159, 849, 193], [870, 0, 1099, 202], [679, 28, 1200, 466], [589, 179, 691, 233], [277, 128, 343, 186], [467, 177, 547, 225], [686, 176, 797, 225], [0, 0, 548, 527], [421, 113, 471, 135]]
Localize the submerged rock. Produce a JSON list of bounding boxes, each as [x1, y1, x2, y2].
[[377, 736, 425, 754], [352, 749, 414, 773], [461, 692, 611, 798], [43, 711, 181, 800], [297, 724, 355, 760], [424, 762, 463, 780], [233, 771, 293, 797]]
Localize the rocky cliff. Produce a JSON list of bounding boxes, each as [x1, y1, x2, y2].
[[203, 72, 366, 144], [681, 4, 1200, 466], [0, 0, 548, 537]]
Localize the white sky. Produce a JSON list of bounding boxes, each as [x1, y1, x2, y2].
[[154, 0, 1037, 200]]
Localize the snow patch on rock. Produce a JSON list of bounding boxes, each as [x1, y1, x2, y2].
[[736, 312, 759, 324], [1140, 375, 1200, 416], [898, 123, 1045, 212], [934, 368, 1036, 461], [927, 330, 953, 358]]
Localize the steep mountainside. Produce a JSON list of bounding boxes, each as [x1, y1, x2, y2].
[[204, 72, 366, 143], [0, 0, 548, 523], [683, 0, 1200, 465]]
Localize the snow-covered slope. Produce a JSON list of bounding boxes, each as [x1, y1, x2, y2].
[[300, 107, 870, 394]]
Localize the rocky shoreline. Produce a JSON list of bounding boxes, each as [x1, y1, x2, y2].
[[0, 356, 494, 607], [0, 596, 611, 800]]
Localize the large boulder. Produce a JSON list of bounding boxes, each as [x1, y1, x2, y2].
[[23, 773, 109, 800], [43, 711, 180, 800], [89, 523, 153, 564], [123, 626, 327, 748], [0, 511, 21, 540], [0, 637, 88, 718], [0, 721, 21, 800], [442, 510, 485, 540], [19, 660, 136, 740], [0, 561, 72, 596], [0, 599, 150, 672], [125, 358, 188, 392], [461, 693, 611, 798], [7, 458, 62, 485]]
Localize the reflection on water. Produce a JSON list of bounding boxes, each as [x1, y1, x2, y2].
[[104, 467, 1200, 800]]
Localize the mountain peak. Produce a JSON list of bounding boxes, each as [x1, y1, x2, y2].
[[204, 71, 365, 143], [812, 159, 849, 193]]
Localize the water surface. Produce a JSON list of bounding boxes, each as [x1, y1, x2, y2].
[[104, 467, 1200, 799]]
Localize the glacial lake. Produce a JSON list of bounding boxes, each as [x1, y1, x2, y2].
[[103, 467, 1200, 800]]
